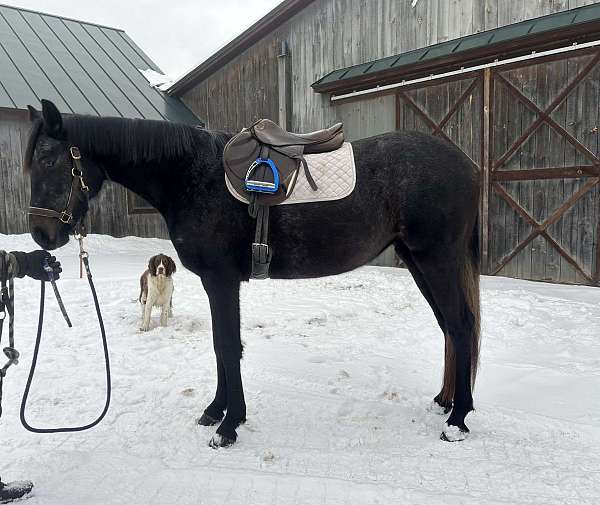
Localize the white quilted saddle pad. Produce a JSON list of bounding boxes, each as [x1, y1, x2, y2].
[[225, 142, 356, 205]]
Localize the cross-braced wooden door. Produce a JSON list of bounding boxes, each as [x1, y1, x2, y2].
[[489, 50, 600, 285]]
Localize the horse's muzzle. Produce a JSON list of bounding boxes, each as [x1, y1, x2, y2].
[[29, 217, 70, 251]]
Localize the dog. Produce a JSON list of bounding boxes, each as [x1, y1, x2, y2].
[[139, 254, 176, 331]]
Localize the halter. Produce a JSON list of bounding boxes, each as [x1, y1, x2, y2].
[[28, 146, 90, 227]]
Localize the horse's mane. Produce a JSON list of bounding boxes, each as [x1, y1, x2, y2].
[[203, 129, 232, 157], [63, 115, 201, 163], [23, 115, 233, 172]]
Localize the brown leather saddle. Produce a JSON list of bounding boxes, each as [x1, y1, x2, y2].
[[223, 119, 344, 279]]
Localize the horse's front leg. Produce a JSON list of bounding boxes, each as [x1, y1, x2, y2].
[[199, 271, 246, 447]]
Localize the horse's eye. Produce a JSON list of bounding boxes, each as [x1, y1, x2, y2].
[[44, 159, 55, 168]]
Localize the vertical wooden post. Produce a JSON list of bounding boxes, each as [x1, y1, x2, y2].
[[481, 68, 492, 275], [277, 40, 289, 129]]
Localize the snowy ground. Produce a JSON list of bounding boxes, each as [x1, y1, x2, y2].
[[1, 233, 599, 505]]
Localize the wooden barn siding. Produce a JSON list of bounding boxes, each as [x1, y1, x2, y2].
[[182, 0, 600, 133], [0, 109, 30, 234], [0, 109, 168, 238]]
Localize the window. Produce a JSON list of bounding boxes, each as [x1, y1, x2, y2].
[[127, 191, 157, 215]]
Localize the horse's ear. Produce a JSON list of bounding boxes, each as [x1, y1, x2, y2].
[[41, 99, 63, 137], [27, 105, 40, 122]]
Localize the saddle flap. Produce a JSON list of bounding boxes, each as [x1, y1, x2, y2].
[[223, 130, 300, 206]]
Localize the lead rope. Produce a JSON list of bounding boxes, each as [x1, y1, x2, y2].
[[20, 233, 112, 433], [0, 253, 19, 420]]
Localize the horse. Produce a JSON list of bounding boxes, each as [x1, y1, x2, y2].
[[23, 99, 481, 447]]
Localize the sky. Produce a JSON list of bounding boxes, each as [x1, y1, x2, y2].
[[3, 0, 283, 79]]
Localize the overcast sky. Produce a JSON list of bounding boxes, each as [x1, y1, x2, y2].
[[5, 0, 283, 79]]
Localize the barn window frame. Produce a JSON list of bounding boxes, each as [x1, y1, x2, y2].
[[126, 190, 158, 215]]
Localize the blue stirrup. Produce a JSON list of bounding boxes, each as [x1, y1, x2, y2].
[[245, 158, 280, 194]]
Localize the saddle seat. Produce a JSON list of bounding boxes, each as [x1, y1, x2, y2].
[[252, 119, 344, 154]]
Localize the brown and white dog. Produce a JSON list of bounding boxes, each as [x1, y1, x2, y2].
[[139, 254, 176, 331]]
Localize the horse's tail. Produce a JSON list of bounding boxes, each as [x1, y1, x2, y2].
[[462, 216, 481, 387], [439, 216, 481, 405]]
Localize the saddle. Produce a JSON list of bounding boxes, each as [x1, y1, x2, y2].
[[223, 118, 344, 279]]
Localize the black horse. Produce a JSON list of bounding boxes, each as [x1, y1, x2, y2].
[[24, 99, 481, 446]]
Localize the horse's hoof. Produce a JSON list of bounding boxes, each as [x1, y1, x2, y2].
[[197, 412, 222, 426], [209, 433, 236, 449], [440, 423, 469, 442]]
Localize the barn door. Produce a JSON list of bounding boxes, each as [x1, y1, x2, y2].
[[489, 50, 600, 285]]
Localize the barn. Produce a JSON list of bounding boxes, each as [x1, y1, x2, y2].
[[168, 0, 600, 286], [0, 4, 200, 239]]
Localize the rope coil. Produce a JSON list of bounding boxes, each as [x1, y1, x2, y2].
[[19, 245, 111, 434]]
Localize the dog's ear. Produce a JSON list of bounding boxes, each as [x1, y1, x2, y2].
[[168, 257, 176, 275], [148, 255, 157, 275]]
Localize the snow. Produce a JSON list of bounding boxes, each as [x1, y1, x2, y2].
[[1, 233, 599, 505], [138, 69, 173, 91]]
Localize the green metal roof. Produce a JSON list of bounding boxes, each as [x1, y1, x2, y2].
[[0, 3, 199, 124], [313, 3, 600, 92]]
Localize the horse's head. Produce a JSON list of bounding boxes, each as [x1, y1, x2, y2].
[[25, 100, 104, 250]]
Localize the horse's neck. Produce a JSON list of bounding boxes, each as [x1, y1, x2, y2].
[[102, 159, 174, 213], [64, 116, 209, 214]]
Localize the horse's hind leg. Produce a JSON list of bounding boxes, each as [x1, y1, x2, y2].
[[394, 241, 453, 413], [411, 248, 480, 441]]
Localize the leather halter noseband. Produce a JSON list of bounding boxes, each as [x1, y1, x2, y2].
[[29, 146, 90, 226]]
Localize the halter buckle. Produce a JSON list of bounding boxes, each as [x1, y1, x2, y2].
[[70, 146, 81, 160], [59, 211, 73, 224]]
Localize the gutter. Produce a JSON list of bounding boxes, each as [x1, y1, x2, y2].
[[331, 39, 600, 102]]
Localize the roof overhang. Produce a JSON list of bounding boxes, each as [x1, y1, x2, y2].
[[167, 0, 315, 96], [313, 4, 600, 96]]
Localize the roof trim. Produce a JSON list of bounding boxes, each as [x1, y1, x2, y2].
[[0, 3, 124, 32], [313, 4, 600, 95], [167, 0, 314, 96]]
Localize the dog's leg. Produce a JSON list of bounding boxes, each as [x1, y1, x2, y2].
[[141, 295, 153, 332], [160, 303, 168, 327]]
